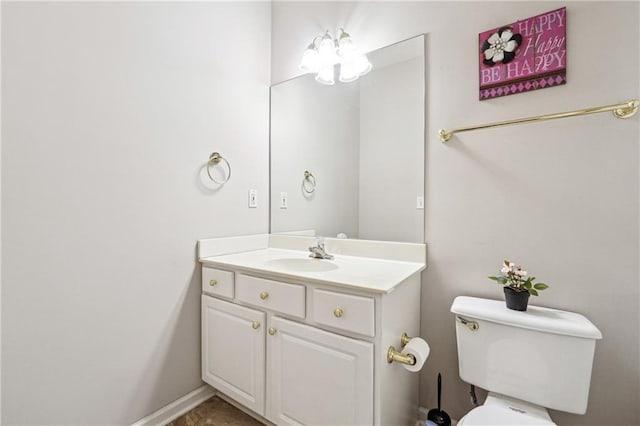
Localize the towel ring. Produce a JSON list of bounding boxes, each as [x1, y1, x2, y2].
[[303, 170, 316, 194], [207, 152, 231, 184]]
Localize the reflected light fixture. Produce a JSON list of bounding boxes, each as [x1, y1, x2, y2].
[[299, 29, 372, 85]]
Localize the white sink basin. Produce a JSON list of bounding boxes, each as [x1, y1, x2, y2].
[[265, 258, 339, 272]]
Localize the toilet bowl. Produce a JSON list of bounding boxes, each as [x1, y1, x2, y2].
[[458, 393, 555, 425]]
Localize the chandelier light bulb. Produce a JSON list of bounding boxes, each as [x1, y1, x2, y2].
[[299, 42, 320, 73], [315, 65, 335, 85], [354, 54, 372, 76], [337, 29, 356, 57], [317, 31, 337, 66], [339, 61, 358, 83]]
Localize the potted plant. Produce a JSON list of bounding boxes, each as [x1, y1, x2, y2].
[[489, 260, 549, 311]]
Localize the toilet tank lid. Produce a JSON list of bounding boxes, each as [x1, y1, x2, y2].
[[451, 296, 602, 339]]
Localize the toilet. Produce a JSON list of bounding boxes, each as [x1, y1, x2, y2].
[[450, 296, 602, 425]]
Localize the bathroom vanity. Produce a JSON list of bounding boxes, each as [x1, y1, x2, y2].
[[198, 234, 427, 425]]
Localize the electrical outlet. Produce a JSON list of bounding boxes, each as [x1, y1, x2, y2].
[[280, 192, 288, 209], [416, 195, 424, 209], [249, 189, 258, 208]]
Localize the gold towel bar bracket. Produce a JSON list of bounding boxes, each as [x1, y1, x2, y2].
[[439, 99, 639, 143]]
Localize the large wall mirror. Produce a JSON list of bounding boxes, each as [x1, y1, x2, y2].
[[270, 35, 425, 243]]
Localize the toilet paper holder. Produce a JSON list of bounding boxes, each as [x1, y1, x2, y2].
[[387, 332, 416, 365]]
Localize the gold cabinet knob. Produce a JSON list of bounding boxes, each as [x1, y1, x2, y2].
[[252, 321, 261, 330], [260, 291, 269, 300], [268, 327, 277, 336], [209, 279, 218, 286], [333, 307, 344, 318]]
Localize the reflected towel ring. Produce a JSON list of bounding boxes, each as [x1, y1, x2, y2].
[[303, 170, 316, 194], [207, 152, 231, 184]]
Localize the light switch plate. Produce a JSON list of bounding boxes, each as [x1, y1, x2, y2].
[[249, 189, 258, 208], [280, 192, 288, 209], [416, 195, 424, 209]]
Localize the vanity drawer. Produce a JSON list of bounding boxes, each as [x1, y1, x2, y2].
[[312, 289, 375, 337], [202, 267, 234, 299], [236, 274, 305, 318]]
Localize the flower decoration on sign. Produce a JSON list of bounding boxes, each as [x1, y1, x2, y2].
[[481, 26, 522, 66]]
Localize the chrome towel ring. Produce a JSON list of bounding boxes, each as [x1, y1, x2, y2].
[[303, 170, 316, 194], [207, 152, 231, 184]]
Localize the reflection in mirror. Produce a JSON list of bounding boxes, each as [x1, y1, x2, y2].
[[270, 35, 425, 243]]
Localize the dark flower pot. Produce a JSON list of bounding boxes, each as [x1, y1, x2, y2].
[[504, 287, 530, 311]]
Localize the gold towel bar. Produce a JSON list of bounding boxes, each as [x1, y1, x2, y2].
[[438, 99, 639, 142]]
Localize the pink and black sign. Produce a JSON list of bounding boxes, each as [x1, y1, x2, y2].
[[479, 7, 566, 100]]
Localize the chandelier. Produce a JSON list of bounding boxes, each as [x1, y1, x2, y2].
[[299, 29, 372, 85]]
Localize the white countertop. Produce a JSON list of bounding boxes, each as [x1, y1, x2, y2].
[[200, 247, 425, 294]]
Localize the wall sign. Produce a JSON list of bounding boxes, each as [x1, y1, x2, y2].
[[479, 7, 566, 100]]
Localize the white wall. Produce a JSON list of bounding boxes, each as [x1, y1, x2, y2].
[[1, 2, 270, 424], [272, 2, 639, 425]]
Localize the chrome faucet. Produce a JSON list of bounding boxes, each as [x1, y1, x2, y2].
[[308, 237, 334, 260]]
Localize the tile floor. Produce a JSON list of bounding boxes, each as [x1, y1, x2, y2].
[[167, 396, 264, 426]]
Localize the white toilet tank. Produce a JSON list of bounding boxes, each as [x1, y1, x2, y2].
[[451, 296, 602, 414]]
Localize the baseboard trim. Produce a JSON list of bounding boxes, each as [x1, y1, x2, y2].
[[131, 384, 216, 426]]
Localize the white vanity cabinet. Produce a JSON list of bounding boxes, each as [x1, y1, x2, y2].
[[201, 268, 422, 425], [202, 291, 375, 424]]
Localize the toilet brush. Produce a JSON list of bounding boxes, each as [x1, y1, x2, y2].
[[427, 373, 451, 426]]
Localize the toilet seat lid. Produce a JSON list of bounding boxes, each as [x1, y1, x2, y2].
[[459, 404, 556, 425]]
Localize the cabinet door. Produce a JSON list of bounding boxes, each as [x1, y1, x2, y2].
[[267, 317, 374, 425], [202, 295, 265, 415]]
